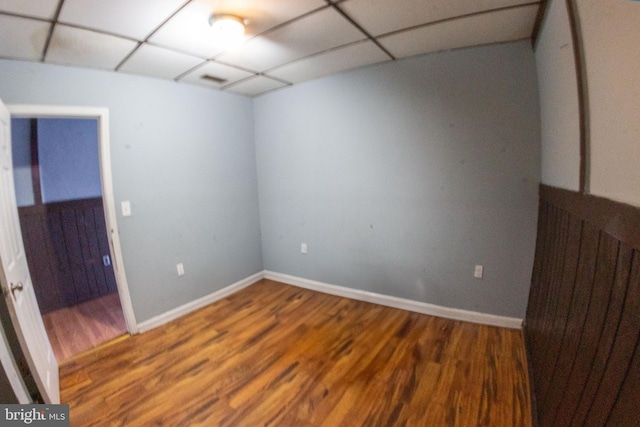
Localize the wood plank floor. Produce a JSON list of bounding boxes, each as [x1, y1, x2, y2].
[[60, 279, 532, 426], [43, 293, 127, 362]]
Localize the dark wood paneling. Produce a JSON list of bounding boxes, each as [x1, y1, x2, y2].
[[18, 198, 117, 314], [540, 184, 640, 250], [540, 221, 599, 426], [525, 184, 640, 426], [585, 251, 640, 426], [538, 215, 582, 406], [553, 232, 618, 426], [569, 243, 633, 426]]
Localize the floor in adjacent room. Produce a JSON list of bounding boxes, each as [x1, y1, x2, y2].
[[60, 279, 532, 426], [42, 293, 127, 362]]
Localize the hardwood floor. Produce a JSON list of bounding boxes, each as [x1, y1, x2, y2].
[[60, 279, 532, 426], [42, 292, 127, 362]]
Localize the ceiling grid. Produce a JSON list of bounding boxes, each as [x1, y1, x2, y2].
[[0, 0, 541, 96]]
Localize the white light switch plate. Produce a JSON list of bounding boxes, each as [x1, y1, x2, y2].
[[121, 201, 131, 217], [474, 265, 484, 279], [177, 263, 184, 276], [301, 243, 308, 254]]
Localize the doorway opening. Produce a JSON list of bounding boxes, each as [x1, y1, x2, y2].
[[9, 105, 137, 364]]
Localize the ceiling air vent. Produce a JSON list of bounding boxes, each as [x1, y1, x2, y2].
[[200, 74, 228, 84]]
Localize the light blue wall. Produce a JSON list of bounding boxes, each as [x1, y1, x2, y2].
[[10, 118, 34, 207], [0, 59, 263, 323], [0, 39, 540, 322], [38, 118, 102, 203], [254, 41, 540, 318]]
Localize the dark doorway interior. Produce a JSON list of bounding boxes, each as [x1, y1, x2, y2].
[[12, 117, 126, 361]]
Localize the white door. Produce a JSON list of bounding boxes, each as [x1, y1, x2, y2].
[[0, 98, 59, 404]]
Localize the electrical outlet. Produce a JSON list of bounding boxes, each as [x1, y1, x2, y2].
[[301, 243, 308, 254], [474, 265, 484, 279], [177, 263, 185, 276]]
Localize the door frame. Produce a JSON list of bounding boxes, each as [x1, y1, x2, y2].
[[8, 104, 138, 335]]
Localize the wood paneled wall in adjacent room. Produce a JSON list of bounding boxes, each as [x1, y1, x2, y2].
[[18, 197, 117, 314], [525, 184, 640, 427]]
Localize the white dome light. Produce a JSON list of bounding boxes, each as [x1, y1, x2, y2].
[[209, 14, 246, 52]]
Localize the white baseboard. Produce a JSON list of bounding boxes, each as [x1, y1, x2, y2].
[[137, 271, 265, 333], [264, 271, 523, 329], [137, 270, 522, 333]]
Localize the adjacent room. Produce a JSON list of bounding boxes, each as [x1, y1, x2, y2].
[[0, 0, 638, 425]]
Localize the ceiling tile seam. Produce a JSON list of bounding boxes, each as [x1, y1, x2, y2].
[[114, 43, 143, 72], [143, 40, 209, 61], [257, 73, 293, 86], [209, 60, 260, 75], [51, 22, 141, 43], [114, 0, 193, 72], [174, 61, 213, 82], [376, 1, 542, 41], [220, 74, 291, 92], [139, 0, 193, 42], [113, 40, 212, 75], [0, 11, 52, 22], [262, 38, 372, 75], [40, 0, 65, 62], [328, 2, 395, 61], [219, 75, 261, 91]]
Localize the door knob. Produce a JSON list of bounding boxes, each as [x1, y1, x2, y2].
[[10, 282, 23, 297]]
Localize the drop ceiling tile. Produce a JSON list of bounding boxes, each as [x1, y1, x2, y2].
[[340, 0, 538, 36], [216, 7, 366, 72], [225, 75, 288, 97], [0, 0, 60, 20], [59, 0, 185, 40], [119, 44, 205, 80], [46, 24, 138, 69], [149, 0, 326, 58], [268, 40, 390, 84], [180, 61, 255, 89], [0, 15, 50, 60], [379, 5, 539, 59]]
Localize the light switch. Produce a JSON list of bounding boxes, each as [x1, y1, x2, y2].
[[474, 265, 484, 279], [121, 201, 131, 217], [301, 243, 308, 254], [177, 263, 185, 276]]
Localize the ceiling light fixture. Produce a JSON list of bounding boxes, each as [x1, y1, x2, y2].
[[208, 14, 246, 51]]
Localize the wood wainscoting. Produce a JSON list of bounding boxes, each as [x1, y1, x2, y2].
[[525, 184, 640, 426], [19, 197, 117, 313], [61, 279, 532, 426]]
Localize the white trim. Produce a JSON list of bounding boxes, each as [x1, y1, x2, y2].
[[8, 104, 138, 334], [264, 271, 523, 329], [137, 271, 265, 333]]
